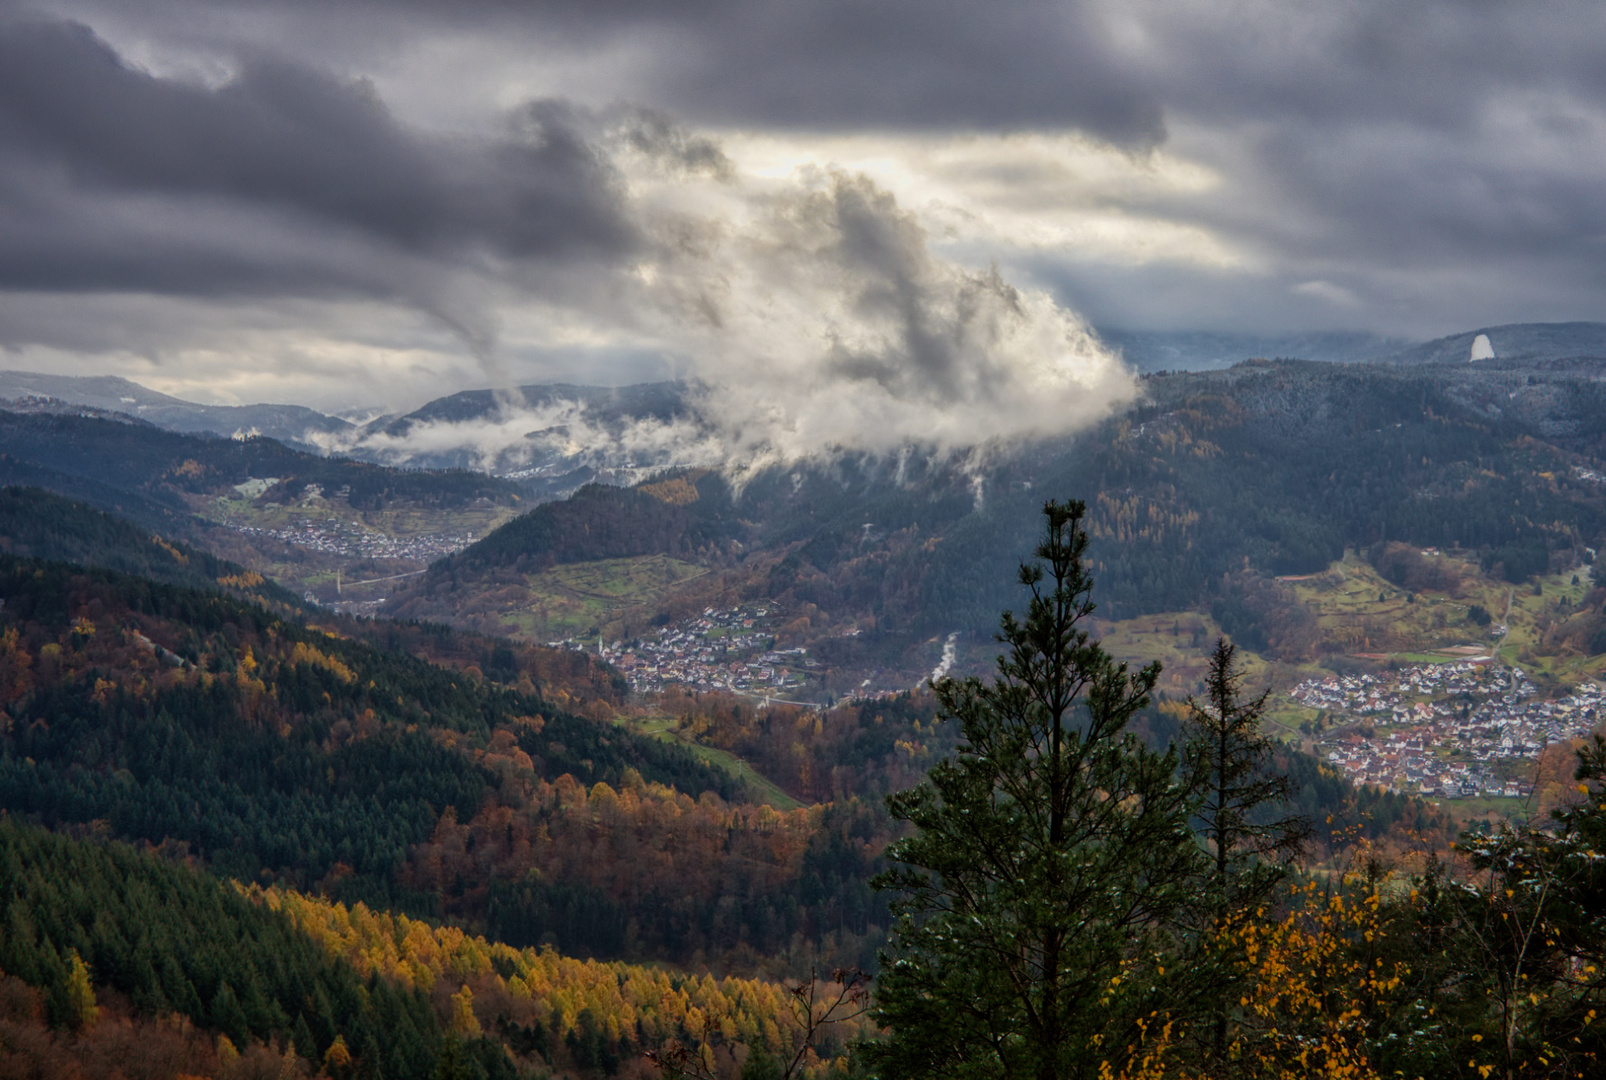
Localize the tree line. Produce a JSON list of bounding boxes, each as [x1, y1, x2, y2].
[[866, 500, 1605, 1080]]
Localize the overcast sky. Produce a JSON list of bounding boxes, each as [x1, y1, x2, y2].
[[3, 0, 1606, 421]]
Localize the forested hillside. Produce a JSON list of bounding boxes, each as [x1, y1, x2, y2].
[[4, 358, 1601, 1078], [430, 475, 742, 576], [0, 485, 307, 611], [0, 557, 746, 921], [0, 820, 871, 1080], [0, 491, 1562, 1080], [0, 409, 522, 512], [921, 359, 1606, 634], [0, 553, 924, 973], [0, 537, 1442, 982], [384, 358, 1606, 686], [0, 408, 529, 607], [8, 358, 1601, 691], [0, 482, 627, 709], [0, 820, 496, 1080]]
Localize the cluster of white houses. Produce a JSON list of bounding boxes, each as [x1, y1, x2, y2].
[[577, 604, 819, 697], [220, 479, 484, 561], [1292, 661, 1603, 797], [227, 518, 478, 561]]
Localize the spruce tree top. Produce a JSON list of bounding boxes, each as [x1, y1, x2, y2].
[[869, 500, 1207, 1080]]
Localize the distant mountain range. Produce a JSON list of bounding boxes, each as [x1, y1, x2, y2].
[[8, 322, 1606, 481], [1097, 328, 1411, 371], [1369, 321, 1606, 366], [352, 381, 692, 481], [0, 370, 356, 448], [6, 330, 1606, 691], [1101, 322, 1606, 371]]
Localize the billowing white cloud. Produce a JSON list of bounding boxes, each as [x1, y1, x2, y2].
[[10, 0, 1606, 440], [719, 131, 1237, 268], [633, 167, 1137, 469], [315, 156, 1139, 475]]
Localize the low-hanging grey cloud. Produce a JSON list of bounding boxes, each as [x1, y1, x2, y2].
[[4, 0, 1606, 413], [0, 18, 635, 300]]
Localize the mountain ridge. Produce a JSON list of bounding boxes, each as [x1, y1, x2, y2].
[[0, 369, 356, 448], [1369, 321, 1606, 366]]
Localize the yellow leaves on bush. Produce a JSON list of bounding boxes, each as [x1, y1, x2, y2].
[[1101, 876, 1405, 1080], [1222, 880, 1404, 1080]]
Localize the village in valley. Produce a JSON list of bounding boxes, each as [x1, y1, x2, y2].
[[216, 478, 490, 562], [567, 603, 823, 700], [1292, 659, 1604, 799], [225, 516, 481, 563], [565, 604, 955, 705]]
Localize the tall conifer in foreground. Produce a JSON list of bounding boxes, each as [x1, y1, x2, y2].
[[867, 500, 1207, 1080], [1180, 637, 1311, 1068], [1184, 637, 1309, 931]]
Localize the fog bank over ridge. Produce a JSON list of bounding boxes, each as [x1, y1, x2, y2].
[[17, 320, 1606, 487], [308, 164, 1141, 475]]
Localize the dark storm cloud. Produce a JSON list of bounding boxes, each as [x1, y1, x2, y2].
[[75, 0, 1606, 338], [1098, 0, 1606, 332], [1146, 0, 1606, 132], [10, 0, 1606, 359], [53, 0, 1168, 145], [635, 0, 1165, 144], [0, 17, 634, 302]]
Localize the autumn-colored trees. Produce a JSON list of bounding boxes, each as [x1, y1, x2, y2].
[[0, 816, 880, 1080], [0, 819, 480, 1080], [269, 884, 875, 1079]]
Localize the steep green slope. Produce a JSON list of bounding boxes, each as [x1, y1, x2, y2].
[[426, 475, 741, 575], [0, 556, 738, 914], [0, 484, 307, 610]]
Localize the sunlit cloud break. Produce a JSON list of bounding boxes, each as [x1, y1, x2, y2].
[[315, 159, 1139, 477], [648, 169, 1138, 471]]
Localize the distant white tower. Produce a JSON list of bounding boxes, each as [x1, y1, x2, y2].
[[1469, 333, 1495, 361]]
